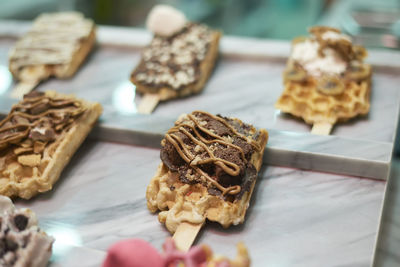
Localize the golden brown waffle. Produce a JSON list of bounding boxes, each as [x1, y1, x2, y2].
[[276, 71, 371, 125], [209, 243, 250, 267], [146, 111, 268, 233], [9, 12, 95, 83], [0, 91, 102, 199], [131, 24, 221, 102], [275, 26, 372, 129]]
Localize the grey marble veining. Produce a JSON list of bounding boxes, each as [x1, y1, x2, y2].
[[13, 141, 385, 267]]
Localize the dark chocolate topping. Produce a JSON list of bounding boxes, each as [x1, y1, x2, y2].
[[0, 237, 18, 258], [132, 23, 213, 91], [161, 111, 262, 200], [13, 215, 28, 231], [0, 92, 85, 153]]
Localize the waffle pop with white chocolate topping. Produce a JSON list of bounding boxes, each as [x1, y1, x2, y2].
[[0, 91, 102, 199], [146, 111, 268, 250], [131, 5, 221, 114], [8, 12, 96, 98], [275, 26, 371, 135]]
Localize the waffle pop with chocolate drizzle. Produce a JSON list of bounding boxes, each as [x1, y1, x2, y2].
[[0, 196, 54, 267], [275, 26, 371, 135], [146, 111, 268, 251], [0, 91, 102, 199], [131, 5, 221, 114], [9, 12, 96, 98]]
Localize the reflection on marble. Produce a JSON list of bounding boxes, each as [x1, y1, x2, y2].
[[112, 81, 137, 115], [0, 64, 11, 95], [13, 141, 385, 267]]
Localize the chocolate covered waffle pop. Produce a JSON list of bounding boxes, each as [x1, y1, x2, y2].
[[131, 5, 221, 114], [146, 111, 268, 250], [275, 26, 371, 135]]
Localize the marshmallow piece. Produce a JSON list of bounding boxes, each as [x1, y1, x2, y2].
[[291, 40, 347, 76], [146, 5, 187, 37]]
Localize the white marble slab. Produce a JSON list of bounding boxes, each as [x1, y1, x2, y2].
[[12, 141, 385, 267], [373, 158, 400, 267]]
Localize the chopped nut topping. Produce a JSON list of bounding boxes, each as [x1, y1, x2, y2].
[[20, 139, 33, 148], [17, 154, 41, 167], [30, 127, 56, 142], [133, 23, 213, 90], [33, 141, 46, 154], [13, 146, 33, 155]]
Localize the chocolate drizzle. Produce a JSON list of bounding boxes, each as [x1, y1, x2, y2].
[[0, 92, 85, 168], [161, 111, 262, 199]]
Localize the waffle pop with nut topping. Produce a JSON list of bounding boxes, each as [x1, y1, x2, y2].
[[146, 111, 268, 251], [9, 12, 96, 98], [275, 26, 371, 135], [0, 91, 102, 199], [0, 196, 54, 267], [131, 5, 221, 114]]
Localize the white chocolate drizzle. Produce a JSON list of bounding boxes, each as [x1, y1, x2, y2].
[[9, 12, 94, 70]]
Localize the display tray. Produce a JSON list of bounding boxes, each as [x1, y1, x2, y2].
[[14, 141, 386, 267], [0, 21, 397, 266], [0, 22, 399, 180]]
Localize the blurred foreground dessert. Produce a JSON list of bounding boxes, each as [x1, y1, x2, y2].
[[103, 238, 250, 267], [275, 26, 371, 135], [0, 195, 54, 267]]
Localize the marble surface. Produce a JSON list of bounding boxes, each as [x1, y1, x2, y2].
[[374, 158, 400, 267], [13, 141, 386, 267]]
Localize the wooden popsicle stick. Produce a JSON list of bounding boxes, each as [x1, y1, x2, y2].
[[311, 122, 333, 135], [172, 222, 203, 251], [10, 80, 39, 99], [137, 93, 160, 114]]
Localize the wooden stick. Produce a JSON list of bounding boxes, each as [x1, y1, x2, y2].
[[137, 93, 160, 114], [10, 80, 39, 99], [172, 222, 203, 251], [311, 122, 333, 135]]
